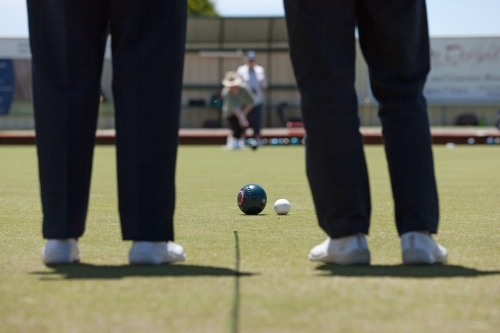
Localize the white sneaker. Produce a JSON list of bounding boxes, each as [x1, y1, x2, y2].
[[222, 140, 243, 150], [42, 239, 80, 265], [232, 140, 245, 150], [401, 231, 448, 265], [129, 241, 186, 265], [309, 233, 370, 265]]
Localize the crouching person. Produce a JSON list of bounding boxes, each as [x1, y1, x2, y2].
[[221, 71, 255, 150]]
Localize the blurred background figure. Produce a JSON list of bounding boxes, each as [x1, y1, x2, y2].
[[236, 50, 268, 148], [221, 71, 255, 150]]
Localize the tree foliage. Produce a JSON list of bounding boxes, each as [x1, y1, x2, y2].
[[188, 0, 219, 16]]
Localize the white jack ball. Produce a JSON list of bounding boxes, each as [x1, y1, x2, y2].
[[274, 199, 291, 215]]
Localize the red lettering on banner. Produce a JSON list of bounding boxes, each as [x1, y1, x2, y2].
[[431, 42, 500, 67]]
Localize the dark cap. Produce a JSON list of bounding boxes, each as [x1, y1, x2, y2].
[[245, 50, 256, 60]]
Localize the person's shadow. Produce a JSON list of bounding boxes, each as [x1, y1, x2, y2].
[[30, 263, 255, 281], [315, 264, 500, 278]]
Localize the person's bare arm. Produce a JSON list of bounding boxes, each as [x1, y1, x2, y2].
[[233, 108, 249, 127], [242, 103, 254, 115]]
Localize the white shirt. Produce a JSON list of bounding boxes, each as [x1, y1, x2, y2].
[[236, 64, 268, 105]]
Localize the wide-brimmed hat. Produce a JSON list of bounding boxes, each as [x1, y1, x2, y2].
[[222, 71, 242, 87]]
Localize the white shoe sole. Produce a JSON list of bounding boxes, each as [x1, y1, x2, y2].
[[129, 255, 186, 265], [129, 254, 163, 265], [402, 249, 434, 265], [129, 252, 186, 265], [43, 255, 80, 265], [309, 248, 370, 265], [337, 248, 371, 265]]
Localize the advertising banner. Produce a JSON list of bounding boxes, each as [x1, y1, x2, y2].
[[424, 38, 500, 104]]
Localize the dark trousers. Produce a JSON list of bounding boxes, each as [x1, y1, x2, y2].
[[247, 104, 262, 136], [228, 115, 245, 139], [283, 0, 439, 238], [27, 0, 187, 241]]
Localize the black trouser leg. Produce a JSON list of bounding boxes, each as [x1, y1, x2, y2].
[[356, 0, 438, 234], [27, 0, 109, 238], [283, 0, 371, 238], [247, 104, 262, 136], [110, 0, 187, 241], [228, 116, 244, 139], [284, 0, 439, 238]]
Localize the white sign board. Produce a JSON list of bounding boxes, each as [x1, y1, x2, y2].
[[0, 39, 31, 59], [0, 38, 112, 60], [424, 37, 500, 104]]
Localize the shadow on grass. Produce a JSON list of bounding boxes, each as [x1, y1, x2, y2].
[[30, 263, 256, 280], [238, 214, 269, 216], [315, 264, 500, 278]]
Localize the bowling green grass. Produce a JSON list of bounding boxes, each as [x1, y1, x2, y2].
[[0, 144, 499, 333]]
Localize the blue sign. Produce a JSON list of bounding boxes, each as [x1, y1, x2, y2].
[[0, 59, 15, 115]]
